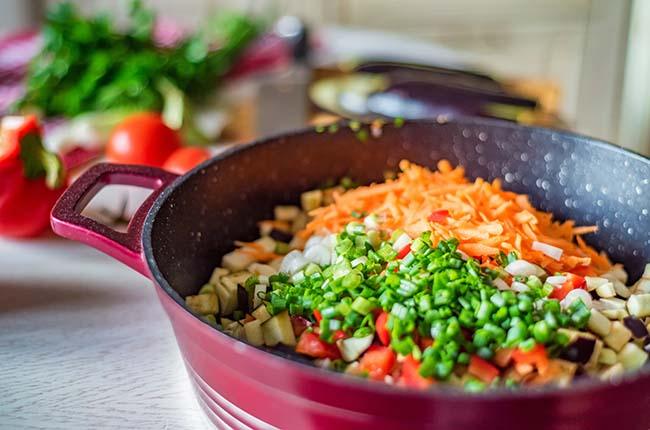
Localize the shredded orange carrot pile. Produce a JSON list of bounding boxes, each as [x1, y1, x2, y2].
[[300, 160, 611, 275]]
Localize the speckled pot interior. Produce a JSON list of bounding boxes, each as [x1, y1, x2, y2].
[[143, 118, 650, 429]]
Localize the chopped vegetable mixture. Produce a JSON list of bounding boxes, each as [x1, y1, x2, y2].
[[185, 160, 650, 391]]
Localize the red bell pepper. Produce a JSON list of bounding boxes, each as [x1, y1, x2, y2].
[[512, 344, 549, 375], [396, 243, 411, 259], [295, 331, 341, 359], [468, 355, 500, 383], [375, 311, 390, 346], [400, 354, 434, 389], [0, 116, 66, 238], [428, 209, 449, 224], [549, 273, 586, 300], [359, 345, 396, 380], [313, 309, 323, 323]]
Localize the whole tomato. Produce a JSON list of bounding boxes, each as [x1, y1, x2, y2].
[[107, 112, 182, 167], [162, 146, 210, 175]]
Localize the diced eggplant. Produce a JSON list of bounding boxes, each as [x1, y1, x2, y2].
[[244, 319, 264, 346], [289, 235, 306, 250], [612, 279, 631, 299], [643, 264, 650, 280], [237, 285, 250, 314], [291, 212, 309, 233], [633, 279, 650, 294], [557, 328, 595, 344], [252, 284, 267, 309], [269, 228, 293, 243], [585, 339, 603, 370], [585, 276, 609, 292], [603, 321, 633, 351], [627, 294, 650, 318], [598, 348, 618, 365], [247, 262, 276, 277], [587, 309, 612, 337], [560, 337, 597, 365], [617, 342, 648, 371], [337, 335, 374, 362], [603, 265, 628, 284], [623, 316, 649, 338], [222, 250, 256, 272], [186, 294, 219, 315], [255, 236, 277, 253], [268, 257, 284, 271], [595, 282, 616, 298], [262, 311, 296, 347], [301, 189, 323, 212], [251, 305, 272, 323], [259, 220, 290, 237], [209, 267, 229, 286], [198, 283, 216, 295], [220, 317, 234, 326], [600, 363, 624, 381], [274, 205, 301, 222], [216, 278, 238, 316], [599, 297, 627, 310], [201, 314, 217, 326], [223, 320, 245, 339], [644, 337, 650, 353], [601, 309, 629, 320]]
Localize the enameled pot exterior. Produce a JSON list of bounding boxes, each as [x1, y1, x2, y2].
[[51, 118, 650, 430]]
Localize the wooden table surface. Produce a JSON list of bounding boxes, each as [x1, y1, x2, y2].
[[0, 237, 211, 429]]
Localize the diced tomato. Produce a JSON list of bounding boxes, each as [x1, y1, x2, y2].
[[313, 309, 322, 323], [468, 355, 500, 383], [291, 316, 312, 337], [512, 344, 549, 375], [295, 331, 341, 359], [396, 243, 411, 259], [549, 273, 586, 300], [359, 345, 396, 380], [375, 311, 390, 345], [400, 355, 434, 389], [428, 209, 449, 224], [332, 330, 347, 341]]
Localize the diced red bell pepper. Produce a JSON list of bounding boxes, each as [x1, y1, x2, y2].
[[549, 273, 586, 300], [359, 345, 396, 380], [512, 344, 549, 375], [313, 309, 322, 323], [295, 331, 341, 359], [400, 355, 434, 389], [428, 209, 449, 224], [396, 243, 411, 259], [468, 355, 500, 383], [375, 311, 390, 346]]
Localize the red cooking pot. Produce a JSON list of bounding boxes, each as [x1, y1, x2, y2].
[[51, 118, 650, 430]]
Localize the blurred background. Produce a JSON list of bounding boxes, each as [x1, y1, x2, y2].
[[1, 0, 649, 155]]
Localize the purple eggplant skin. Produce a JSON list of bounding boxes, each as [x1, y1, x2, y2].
[[560, 337, 597, 365], [366, 81, 536, 120], [269, 228, 293, 243], [624, 316, 649, 338]]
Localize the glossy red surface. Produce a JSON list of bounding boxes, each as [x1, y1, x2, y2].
[[51, 119, 650, 429]]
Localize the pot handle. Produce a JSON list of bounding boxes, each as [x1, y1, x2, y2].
[[51, 163, 178, 277]]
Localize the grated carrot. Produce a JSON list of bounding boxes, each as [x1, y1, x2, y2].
[[299, 159, 610, 274]]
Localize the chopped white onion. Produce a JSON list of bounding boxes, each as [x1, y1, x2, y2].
[[511, 281, 530, 292], [561, 288, 592, 310], [492, 277, 510, 291], [546, 275, 567, 285], [304, 244, 332, 266], [392, 233, 412, 251], [504, 259, 546, 277], [279, 250, 309, 274], [532, 241, 563, 261], [304, 235, 323, 250], [364, 214, 379, 230], [351, 256, 368, 268]]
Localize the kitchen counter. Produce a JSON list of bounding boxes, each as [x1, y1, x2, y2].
[[0, 237, 210, 429]]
